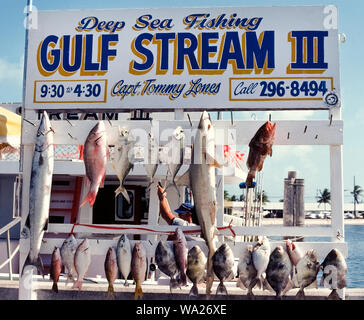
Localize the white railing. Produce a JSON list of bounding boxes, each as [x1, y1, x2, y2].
[[0, 217, 21, 280]]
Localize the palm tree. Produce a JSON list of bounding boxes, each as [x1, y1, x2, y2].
[[255, 190, 269, 204], [317, 188, 331, 211], [351, 185, 363, 218], [224, 190, 231, 201]]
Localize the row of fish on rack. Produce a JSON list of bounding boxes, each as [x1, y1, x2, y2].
[[49, 228, 347, 300]]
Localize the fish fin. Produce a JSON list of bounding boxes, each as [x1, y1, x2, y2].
[[72, 280, 82, 291], [256, 276, 263, 290], [216, 281, 228, 295], [52, 282, 59, 293], [170, 278, 179, 292], [134, 284, 143, 300], [100, 173, 106, 188], [164, 182, 181, 198], [205, 152, 222, 168], [107, 284, 115, 297], [307, 279, 318, 289], [176, 170, 190, 187], [115, 185, 130, 204], [296, 288, 305, 300], [80, 185, 98, 207], [189, 284, 199, 297], [328, 289, 341, 300], [21, 254, 44, 278], [236, 278, 246, 290], [43, 219, 49, 231], [246, 172, 255, 188]]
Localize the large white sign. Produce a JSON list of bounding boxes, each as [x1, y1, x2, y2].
[[24, 6, 340, 111]]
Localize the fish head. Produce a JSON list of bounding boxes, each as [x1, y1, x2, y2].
[[87, 121, 106, 145], [173, 126, 185, 141], [52, 247, 61, 258], [36, 111, 53, 150], [133, 242, 146, 258], [198, 111, 213, 133], [261, 121, 276, 142], [174, 227, 186, 243], [271, 246, 285, 261]]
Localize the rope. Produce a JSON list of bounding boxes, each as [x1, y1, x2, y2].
[[68, 220, 237, 238]]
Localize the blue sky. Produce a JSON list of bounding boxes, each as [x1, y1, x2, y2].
[[0, 0, 363, 203]]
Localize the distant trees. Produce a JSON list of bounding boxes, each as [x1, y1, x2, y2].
[[351, 185, 363, 218], [255, 190, 269, 204], [317, 188, 331, 210]]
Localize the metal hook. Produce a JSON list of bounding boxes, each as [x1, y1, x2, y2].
[[50, 127, 55, 134], [68, 132, 77, 140], [315, 134, 318, 140], [287, 132, 290, 140], [269, 114, 272, 122], [65, 119, 74, 127], [304, 125, 308, 134], [329, 114, 333, 126], [23, 118, 36, 127], [107, 118, 113, 127], [251, 113, 256, 121], [187, 113, 192, 127], [231, 111, 234, 126]]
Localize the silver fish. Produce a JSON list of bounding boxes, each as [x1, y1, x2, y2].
[[111, 127, 135, 204], [173, 227, 188, 287], [295, 249, 320, 299], [80, 121, 108, 207], [116, 234, 132, 286], [155, 240, 179, 292], [182, 111, 221, 298], [187, 245, 207, 297], [60, 234, 78, 284], [237, 244, 258, 299], [252, 236, 271, 289], [72, 238, 91, 291], [320, 248, 347, 300], [212, 243, 235, 296], [144, 132, 159, 184], [266, 246, 293, 299], [21, 111, 54, 276], [160, 126, 185, 198]]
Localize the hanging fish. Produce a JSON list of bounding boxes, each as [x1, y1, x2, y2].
[[60, 234, 78, 285], [72, 238, 91, 290], [252, 236, 271, 290], [173, 228, 188, 287], [131, 242, 147, 300], [236, 244, 258, 299], [187, 245, 207, 297], [116, 234, 132, 286], [144, 132, 159, 184], [111, 127, 135, 204], [320, 248, 347, 300], [80, 121, 108, 207], [160, 126, 185, 198], [212, 243, 235, 296], [104, 247, 118, 297], [155, 240, 179, 292], [246, 121, 276, 187], [50, 247, 62, 293], [21, 111, 54, 276]]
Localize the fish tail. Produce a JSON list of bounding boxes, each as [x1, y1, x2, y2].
[[236, 278, 246, 290], [189, 284, 198, 297], [134, 284, 143, 300], [170, 278, 179, 291], [328, 289, 341, 300], [256, 276, 263, 290], [296, 288, 305, 300], [21, 254, 44, 278], [124, 279, 129, 287], [52, 282, 59, 293], [80, 185, 98, 207], [247, 289, 256, 300], [178, 273, 187, 287], [115, 185, 130, 204], [72, 280, 83, 291], [216, 281, 228, 295], [107, 283, 115, 297], [246, 172, 255, 188]]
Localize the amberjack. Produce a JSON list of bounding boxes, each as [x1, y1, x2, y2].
[[21, 111, 54, 276], [177, 111, 221, 299]]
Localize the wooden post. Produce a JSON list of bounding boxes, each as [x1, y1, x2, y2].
[[283, 171, 296, 238]]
